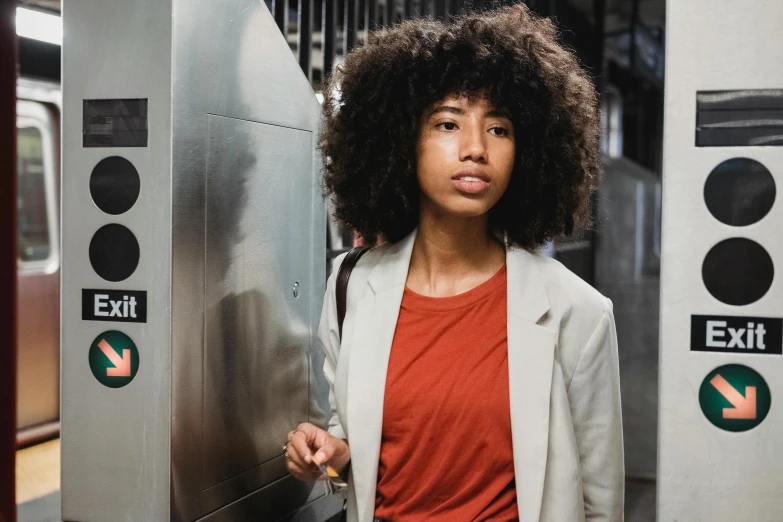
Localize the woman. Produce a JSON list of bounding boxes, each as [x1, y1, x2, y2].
[[286, 5, 624, 521]]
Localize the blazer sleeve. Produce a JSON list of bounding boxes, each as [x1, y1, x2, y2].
[[567, 298, 625, 521], [318, 252, 348, 440]]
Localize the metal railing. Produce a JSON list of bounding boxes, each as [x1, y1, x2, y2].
[[265, 0, 549, 91]]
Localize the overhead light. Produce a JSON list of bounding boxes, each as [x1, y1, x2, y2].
[[16, 7, 62, 46]]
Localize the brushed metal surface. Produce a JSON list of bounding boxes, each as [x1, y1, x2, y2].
[[202, 115, 313, 488], [170, 0, 329, 519], [660, 2, 783, 519], [63, 0, 332, 518], [198, 476, 339, 522], [61, 1, 173, 520]]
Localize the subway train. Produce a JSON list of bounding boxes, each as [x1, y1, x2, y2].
[[15, 76, 60, 447]]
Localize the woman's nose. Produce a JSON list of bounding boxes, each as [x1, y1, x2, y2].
[[458, 124, 488, 162]]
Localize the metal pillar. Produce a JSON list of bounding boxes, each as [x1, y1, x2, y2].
[[344, 0, 358, 50], [659, 1, 783, 520], [367, 0, 377, 30], [274, 0, 289, 39], [323, 0, 337, 77], [299, 0, 314, 81]]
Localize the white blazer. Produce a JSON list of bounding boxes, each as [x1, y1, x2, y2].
[[318, 228, 624, 522]]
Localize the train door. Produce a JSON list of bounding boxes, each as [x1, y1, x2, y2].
[[16, 81, 61, 442]]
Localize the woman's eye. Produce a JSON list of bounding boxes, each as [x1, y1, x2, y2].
[[437, 122, 457, 130], [489, 127, 507, 136]]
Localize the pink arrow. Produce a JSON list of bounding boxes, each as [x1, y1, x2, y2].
[[98, 339, 132, 377], [710, 374, 756, 420]]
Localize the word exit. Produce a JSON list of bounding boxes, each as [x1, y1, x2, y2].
[[82, 289, 147, 323], [691, 315, 782, 355]]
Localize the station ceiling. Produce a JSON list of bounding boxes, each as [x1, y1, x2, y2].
[[21, 0, 665, 34]]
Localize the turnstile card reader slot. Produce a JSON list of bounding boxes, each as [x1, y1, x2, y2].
[[697, 89, 783, 146]]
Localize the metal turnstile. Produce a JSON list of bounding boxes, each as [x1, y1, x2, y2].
[[659, 1, 783, 519], [61, 1, 338, 519]]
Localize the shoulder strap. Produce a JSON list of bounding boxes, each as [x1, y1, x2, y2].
[[336, 246, 370, 341]]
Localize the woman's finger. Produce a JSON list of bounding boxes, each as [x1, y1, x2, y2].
[[286, 432, 312, 469], [286, 423, 342, 480], [285, 440, 321, 480], [312, 440, 335, 465], [287, 460, 322, 481], [312, 435, 350, 472], [287, 458, 320, 477], [285, 439, 311, 472], [289, 429, 318, 467]]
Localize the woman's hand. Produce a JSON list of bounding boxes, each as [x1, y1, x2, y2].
[[285, 422, 351, 481]]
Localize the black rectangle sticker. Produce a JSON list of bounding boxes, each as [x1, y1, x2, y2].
[[691, 315, 782, 355], [83, 99, 148, 147], [82, 289, 147, 323]]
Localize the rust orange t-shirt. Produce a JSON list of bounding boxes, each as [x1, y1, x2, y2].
[[374, 263, 517, 521]]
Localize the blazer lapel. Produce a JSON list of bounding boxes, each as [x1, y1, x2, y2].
[[506, 247, 556, 522], [346, 229, 417, 521]]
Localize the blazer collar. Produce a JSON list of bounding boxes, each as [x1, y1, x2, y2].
[[366, 227, 551, 322], [366, 228, 417, 294], [506, 241, 551, 323]]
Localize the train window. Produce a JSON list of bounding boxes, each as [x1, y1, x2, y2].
[[17, 100, 59, 274], [17, 125, 50, 261]]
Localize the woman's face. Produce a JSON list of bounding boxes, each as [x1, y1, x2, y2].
[[415, 93, 515, 220]]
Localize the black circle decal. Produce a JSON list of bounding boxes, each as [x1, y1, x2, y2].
[[702, 238, 774, 306], [89, 156, 141, 215], [704, 158, 775, 227], [89, 224, 140, 282]]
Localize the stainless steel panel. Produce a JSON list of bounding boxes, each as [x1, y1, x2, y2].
[[61, 1, 173, 519], [660, 2, 783, 519], [202, 115, 313, 488], [170, 0, 329, 519], [64, 0, 332, 518], [199, 478, 339, 522]]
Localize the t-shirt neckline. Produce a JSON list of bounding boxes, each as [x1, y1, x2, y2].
[[402, 263, 507, 312]]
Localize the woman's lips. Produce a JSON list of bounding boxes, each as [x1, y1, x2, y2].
[[452, 178, 490, 193]]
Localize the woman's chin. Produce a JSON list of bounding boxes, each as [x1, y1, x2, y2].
[[440, 203, 493, 219]]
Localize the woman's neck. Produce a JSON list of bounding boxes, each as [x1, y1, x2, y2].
[[406, 208, 506, 297]]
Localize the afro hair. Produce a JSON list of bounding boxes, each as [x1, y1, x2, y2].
[[320, 4, 600, 249]]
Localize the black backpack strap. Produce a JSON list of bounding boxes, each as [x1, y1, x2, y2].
[[336, 246, 370, 341]]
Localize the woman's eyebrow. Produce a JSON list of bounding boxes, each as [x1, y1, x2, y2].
[[429, 105, 463, 116], [428, 105, 511, 119]]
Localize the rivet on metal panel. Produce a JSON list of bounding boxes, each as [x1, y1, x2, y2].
[[293, 282, 301, 298]]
